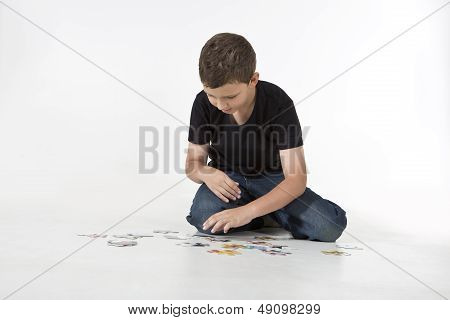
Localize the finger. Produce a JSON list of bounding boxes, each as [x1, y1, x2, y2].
[[217, 186, 236, 201], [203, 217, 216, 230], [222, 180, 240, 199], [203, 217, 210, 229], [223, 222, 232, 234], [203, 212, 226, 229], [211, 219, 228, 233], [225, 178, 241, 196], [223, 183, 241, 199], [213, 189, 229, 203]]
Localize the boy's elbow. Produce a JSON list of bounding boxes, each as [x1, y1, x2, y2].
[[185, 159, 203, 184], [185, 160, 194, 179], [284, 174, 307, 197]]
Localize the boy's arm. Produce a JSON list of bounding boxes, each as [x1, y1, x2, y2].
[[185, 142, 211, 184], [245, 146, 307, 218]]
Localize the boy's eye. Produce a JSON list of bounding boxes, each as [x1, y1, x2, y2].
[[207, 95, 236, 99]]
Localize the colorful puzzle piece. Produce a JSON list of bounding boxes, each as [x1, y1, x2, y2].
[[208, 249, 241, 256], [321, 250, 351, 256], [222, 243, 247, 249]]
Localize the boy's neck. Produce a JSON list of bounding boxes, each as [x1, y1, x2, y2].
[[232, 86, 256, 125]]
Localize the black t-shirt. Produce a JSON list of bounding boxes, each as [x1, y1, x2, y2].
[[188, 80, 303, 177]]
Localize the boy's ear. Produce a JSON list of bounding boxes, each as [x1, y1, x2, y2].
[[249, 72, 259, 85]]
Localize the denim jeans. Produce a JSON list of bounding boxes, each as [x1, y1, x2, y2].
[[186, 170, 348, 242]]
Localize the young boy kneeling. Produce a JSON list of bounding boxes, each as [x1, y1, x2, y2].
[[185, 33, 347, 242]]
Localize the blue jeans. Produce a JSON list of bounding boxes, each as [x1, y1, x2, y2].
[[186, 170, 348, 242]]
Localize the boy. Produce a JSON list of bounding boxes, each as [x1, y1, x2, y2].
[[185, 33, 347, 242]]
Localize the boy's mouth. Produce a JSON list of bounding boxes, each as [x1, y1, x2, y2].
[[222, 108, 232, 113]]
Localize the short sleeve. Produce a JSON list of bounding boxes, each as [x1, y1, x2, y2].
[[188, 94, 212, 145], [270, 97, 303, 150]]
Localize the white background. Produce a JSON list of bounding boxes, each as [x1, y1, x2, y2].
[[0, 0, 449, 300]]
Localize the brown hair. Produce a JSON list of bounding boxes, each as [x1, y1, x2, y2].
[[199, 33, 256, 89]]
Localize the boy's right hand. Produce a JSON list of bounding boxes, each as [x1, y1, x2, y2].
[[202, 168, 242, 203]]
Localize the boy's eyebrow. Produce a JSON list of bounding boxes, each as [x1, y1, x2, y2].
[[204, 91, 240, 98]]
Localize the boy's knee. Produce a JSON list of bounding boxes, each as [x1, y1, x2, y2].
[[311, 212, 347, 242], [186, 185, 224, 228], [187, 182, 245, 226], [289, 205, 348, 242], [186, 206, 214, 230]]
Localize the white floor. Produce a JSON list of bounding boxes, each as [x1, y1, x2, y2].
[[1, 176, 449, 300]]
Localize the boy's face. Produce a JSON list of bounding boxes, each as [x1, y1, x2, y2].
[[203, 73, 259, 114]]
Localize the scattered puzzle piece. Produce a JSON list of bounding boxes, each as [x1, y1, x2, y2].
[[113, 234, 140, 240], [153, 230, 180, 234], [321, 250, 351, 256], [164, 235, 188, 240], [176, 242, 210, 247], [270, 244, 288, 249], [107, 240, 138, 247], [77, 233, 107, 238], [247, 240, 273, 246], [127, 233, 154, 238], [195, 235, 231, 242], [336, 244, 363, 250], [243, 244, 269, 251], [246, 240, 289, 250], [193, 234, 232, 239], [222, 243, 247, 249], [262, 250, 292, 256], [77, 229, 297, 256], [208, 249, 241, 256], [254, 236, 277, 240]]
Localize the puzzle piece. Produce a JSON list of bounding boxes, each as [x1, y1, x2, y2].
[[176, 242, 210, 247], [195, 235, 231, 242], [207, 249, 241, 256], [107, 240, 138, 247], [216, 243, 292, 256], [112, 234, 140, 240], [270, 244, 288, 249], [127, 233, 154, 238], [247, 240, 273, 246], [243, 244, 269, 251], [321, 250, 351, 256], [254, 236, 277, 240], [244, 241, 289, 251], [164, 235, 188, 240], [77, 233, 107, 238], [153, 230, 179, 234], [261, 250, 292, 256], [192, 234, 232, 241], [222, 243, 246, 249], [336, 243, 363, 250]]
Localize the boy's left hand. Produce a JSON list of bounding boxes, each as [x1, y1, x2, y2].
[[202, 206, 253, 234]]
